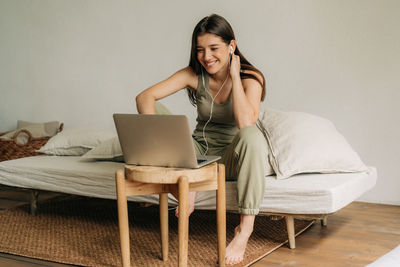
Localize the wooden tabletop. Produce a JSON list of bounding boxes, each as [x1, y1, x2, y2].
[[124, 162, 219, 184]]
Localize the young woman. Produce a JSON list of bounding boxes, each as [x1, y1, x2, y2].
[[136, 14, 269, 265]]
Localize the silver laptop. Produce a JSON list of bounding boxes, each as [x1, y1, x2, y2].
[[113, 114, 220, 168]]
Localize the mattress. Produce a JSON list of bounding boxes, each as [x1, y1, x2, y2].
[[0, 156, 377, 214]]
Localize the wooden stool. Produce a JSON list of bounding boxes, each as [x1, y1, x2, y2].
[[115, 162, 226, 267]]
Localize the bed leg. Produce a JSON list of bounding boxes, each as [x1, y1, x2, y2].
[[285, 215, 295, 249], [321, 216, 328, 226], [30, 190, 39, 216]]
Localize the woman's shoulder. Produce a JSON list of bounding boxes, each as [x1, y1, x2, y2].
[[240, 69, 265, 96], [241, 69, 264, 84], [180, 66, 197, 77], [177, 66, 198, 91]]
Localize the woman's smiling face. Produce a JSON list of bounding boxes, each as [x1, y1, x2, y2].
[[196, 33, 231, 75]]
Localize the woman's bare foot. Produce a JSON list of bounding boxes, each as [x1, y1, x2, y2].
[[225, 215, 255, 265], [175, 191, 197, 217]]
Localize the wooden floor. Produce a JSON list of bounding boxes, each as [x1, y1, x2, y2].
[[254, 202, 400, 267], [0, 187, 399, 267]]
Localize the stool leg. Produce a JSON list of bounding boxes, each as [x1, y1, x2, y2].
[[160, 193, 169, 261], [217, 164, 226, 267], [178, 176, 189, 267], [116, 170, 131, 267]]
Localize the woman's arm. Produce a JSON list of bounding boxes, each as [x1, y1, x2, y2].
[[230, 56, 263, 128], [136, 67, 197, 114]]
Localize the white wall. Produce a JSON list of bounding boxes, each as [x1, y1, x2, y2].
[[0, 0, 399, 205]]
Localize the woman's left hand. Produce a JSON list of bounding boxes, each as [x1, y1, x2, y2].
[[229, 54, 241, 79]]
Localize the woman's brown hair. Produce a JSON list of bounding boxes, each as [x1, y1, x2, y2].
[[188, 14, 266, 106]]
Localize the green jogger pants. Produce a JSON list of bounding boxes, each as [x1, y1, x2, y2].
[[192, 125, 269, 215]]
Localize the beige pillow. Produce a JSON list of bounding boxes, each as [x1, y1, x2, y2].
[[0, 121, 60, 145], [258, 108, 368, 179], [82, 137, 124, 162], [18, 120, 60, 136], [37, 127, 116, 156]]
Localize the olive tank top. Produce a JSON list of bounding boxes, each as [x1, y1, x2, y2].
[[192, 71, 239, 148]]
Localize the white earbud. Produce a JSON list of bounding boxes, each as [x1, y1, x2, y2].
[[230, 45, 233, 55]]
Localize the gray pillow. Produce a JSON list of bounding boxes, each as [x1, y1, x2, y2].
[[37, 127, 116, 156], [81, 137, 124, 162]]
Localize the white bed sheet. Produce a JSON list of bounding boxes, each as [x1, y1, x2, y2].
[[0, 156, 377, 214]]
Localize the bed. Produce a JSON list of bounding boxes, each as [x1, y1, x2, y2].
[[0, 108, 378, 248], [0, 155, 377, 248]]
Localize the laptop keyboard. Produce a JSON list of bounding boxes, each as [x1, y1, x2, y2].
[[197, 159, 207, 164]]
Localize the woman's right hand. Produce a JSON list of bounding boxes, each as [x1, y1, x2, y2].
[[229, 54, 241, 80]]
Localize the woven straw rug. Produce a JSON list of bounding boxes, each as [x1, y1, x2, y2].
[[0, 196, 314, 266]]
